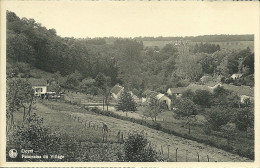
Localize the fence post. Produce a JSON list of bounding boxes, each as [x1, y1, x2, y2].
[[161, 145, 164, 155], [186, 150, 188, 162], [207, 155, 209, 162], [197, 152, 200, 162], [176, 148, 178, 162], [121, 132, 124, 143], [167, 145, 170, 161]]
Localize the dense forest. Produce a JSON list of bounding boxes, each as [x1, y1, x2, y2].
[[134, 34, 254, 42], [6, 11, 254, 95]]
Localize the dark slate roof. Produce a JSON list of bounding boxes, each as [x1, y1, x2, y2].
[[187, 83, 212, 92], [222, 84, 254, 97], [169, 87, 187, 94], [110, 84, 124, 95], [28, 78, 47, 86]]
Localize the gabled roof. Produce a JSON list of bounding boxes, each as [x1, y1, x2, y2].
[[205, 81, 222, 88], [222, 84, 254, 97], [187, 83, 212, 92], [146, 91, 158, 98], [168, 87, 187, 94], [28, 78, 47, 86], [110, 84, 124, 95], [156, 93, 165, 100]]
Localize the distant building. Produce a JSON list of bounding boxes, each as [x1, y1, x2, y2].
[[110, 84, 124, 100], [222, 84, 254, 103], [200, 75, 213, 84], [231, 73, 243, 80], [28, 78, 48, 97], [143, 90, 171, 110], [186, 83, 213, 93], [205, 81, 222, 90], [167, 87, 187, 98]]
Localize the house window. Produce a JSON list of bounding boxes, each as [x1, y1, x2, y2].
[[36, 88, 43, 93]]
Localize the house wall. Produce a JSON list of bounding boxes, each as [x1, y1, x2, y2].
[[166, 89, 172, 95], [174, 93, 182, 98], [32, 86, 47, 96], [240, 95, 254, 104], [159, 96, 171, 110]]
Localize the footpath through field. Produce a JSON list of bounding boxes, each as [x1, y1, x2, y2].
[[38, 103, 251, 162]]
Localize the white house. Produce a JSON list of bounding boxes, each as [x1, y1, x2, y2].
[[29, 78, 48, 97], [231, 73, 243, 80], [156, 93, 171, 110], [144, 90, 171, 110]]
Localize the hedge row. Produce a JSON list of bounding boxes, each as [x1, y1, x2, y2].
[[88, 107, 254, 160]]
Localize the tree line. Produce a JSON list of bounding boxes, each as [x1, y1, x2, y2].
[[7, 10, 254, 94]]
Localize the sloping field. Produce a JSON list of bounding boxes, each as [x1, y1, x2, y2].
[[38, 102, 251, 162]]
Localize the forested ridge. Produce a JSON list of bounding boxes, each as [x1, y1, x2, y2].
[[7, 10, 254, 93]]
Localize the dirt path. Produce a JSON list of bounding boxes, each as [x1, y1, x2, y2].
[[38, 103, 251, 162]]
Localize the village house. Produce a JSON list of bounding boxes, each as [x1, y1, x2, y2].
[[222, 84, 254, 104], [186, 83, 213, 93], [231, 73, 243, 80], [200, 75, 213, 84], [205, 81, 223, 90], [110, 84, 140, 103], [166, 87, 187, 98], [143, 90, 171, 110], [28, 78, 48, 97], [110, 84, 124, 100]]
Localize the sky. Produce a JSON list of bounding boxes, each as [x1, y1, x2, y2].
[[2, 1, 260, 38]]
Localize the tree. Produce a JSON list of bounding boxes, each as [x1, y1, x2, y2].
[[7, 78, 35, 130], [181, 89, 195, 100], [206, 106, 231, 131], [227, 54, 239, 74], [95, 72, 106, 89], [116, 90, 137, 116], [242, 50, 254, 75], [124, 132, 158, 162], [174, 98, 199, 134], [193, 89, 212, 107], [143, 97, 163, 122], [174, 98, 199, 118], [235, 107, 254, 137]]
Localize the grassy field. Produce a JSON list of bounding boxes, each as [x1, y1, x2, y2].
[[42, 100, 252, 161], [133, 106, 254, 160], [8, 99, 253, 162], [9, 101, 124, 162]]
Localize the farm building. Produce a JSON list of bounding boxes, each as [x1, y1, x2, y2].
[[231, 73, 243, 80], [205, 81, 222, 90], [167, 87, 187, 98], [143, 90, 171, 110], [186, 83, 213, 93], [110, 84, 124, 100], [222, 84, 254, 103], [200, 75, 213, 84], [28, 78, 48, 97]]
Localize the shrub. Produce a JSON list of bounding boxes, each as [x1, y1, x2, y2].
[[124, 132, 158, 162], [7, 113, 64, 161], [174, 98, 199, 118], [206, 106, 231, 131], [193, 89, 212, 107]]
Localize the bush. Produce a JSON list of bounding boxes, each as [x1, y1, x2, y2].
[[206, 106, 231, 131], [7, 113, 64, 161], [124, 132, 158, 162], [174, 98, 199, 118], [193, 89, 212, 107]]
